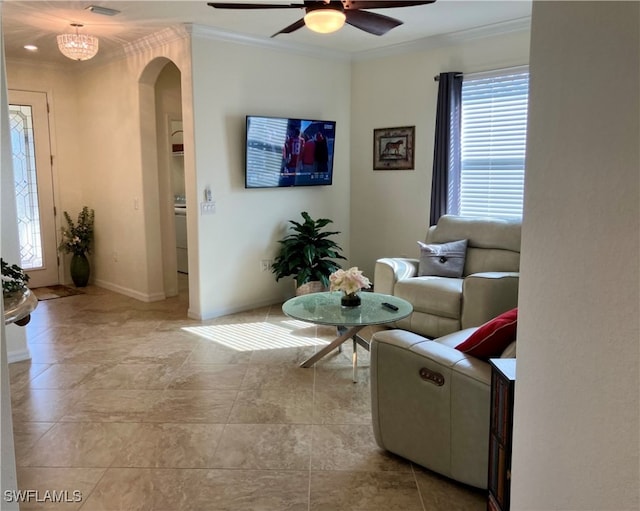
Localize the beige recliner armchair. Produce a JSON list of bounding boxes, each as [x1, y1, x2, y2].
[[370, 326, 513, 489], [374, 215, 521, 339]]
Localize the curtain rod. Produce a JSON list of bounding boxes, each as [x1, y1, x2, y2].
[[433, 73, 463, 82]]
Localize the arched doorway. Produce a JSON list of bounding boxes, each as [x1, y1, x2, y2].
[[138, 57, 188, 303]]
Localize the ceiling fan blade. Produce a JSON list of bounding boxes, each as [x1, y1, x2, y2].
[[345, 9, 402, 36], [342, 0, 435, 9], [208, 2, 305, 9], [271, 17, 307, 37]]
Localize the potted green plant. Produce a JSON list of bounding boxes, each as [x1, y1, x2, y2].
[[271, 211, 346, 294], [2, 258, 34, 326], [1, 259, 30, 295]]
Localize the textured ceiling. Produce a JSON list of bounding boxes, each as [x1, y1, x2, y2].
[[2, 0, 532, 66]]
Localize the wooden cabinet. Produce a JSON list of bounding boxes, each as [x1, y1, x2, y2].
[[487, 359, 516, 511]]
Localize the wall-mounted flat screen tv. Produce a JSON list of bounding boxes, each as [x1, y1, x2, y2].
[[245, 115, 336, 189]]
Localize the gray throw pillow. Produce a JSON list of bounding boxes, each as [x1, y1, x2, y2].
[[418, 239, 468, 278]]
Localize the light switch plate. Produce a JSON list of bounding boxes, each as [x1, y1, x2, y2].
[[201, 202, 216, 215]]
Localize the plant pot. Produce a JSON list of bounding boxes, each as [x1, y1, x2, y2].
[[70, 253, 90, 287], [341, 292, 361, 308], [295, 281, 326, 296]]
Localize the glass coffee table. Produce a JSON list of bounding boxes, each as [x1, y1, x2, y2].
[[282, 291, 412, 382]]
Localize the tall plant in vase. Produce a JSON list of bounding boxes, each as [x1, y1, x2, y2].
[[271, 211, 346, 295], [58, 206, 95, 287]]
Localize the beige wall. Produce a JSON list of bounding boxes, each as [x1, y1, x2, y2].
[[6, 34, 193, 301], [189, 34, 351, 319], [350, 30, 530, 279], [512, 2, 639, 508], [5, 27, 351, 320], [3, 25, 531, 321], [4, 25, 531, 321], [6, 62, 84, 208], [75, 44, 193, 302], [1, 12, 21, 507]]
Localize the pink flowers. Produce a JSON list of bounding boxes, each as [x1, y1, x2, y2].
[[329, 267, 371, 296]]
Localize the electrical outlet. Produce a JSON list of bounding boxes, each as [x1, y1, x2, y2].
[[260, 259, 272, 272]]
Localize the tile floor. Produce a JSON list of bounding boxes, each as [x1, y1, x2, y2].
[[9, 278, 485, 510]]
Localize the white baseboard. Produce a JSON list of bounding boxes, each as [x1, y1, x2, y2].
[[93, 279, 166, 303], [84, 281, 286, 320], [7, 348, 31, 363], [190, 296, 286, 321]]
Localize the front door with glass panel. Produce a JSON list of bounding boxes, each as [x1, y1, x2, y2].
[[9, 90, 58, 288]]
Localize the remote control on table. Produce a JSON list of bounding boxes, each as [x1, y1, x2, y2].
[[381, 302, 399, 311]]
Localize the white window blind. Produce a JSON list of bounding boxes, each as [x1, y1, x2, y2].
[[459, 69, 529, 219]]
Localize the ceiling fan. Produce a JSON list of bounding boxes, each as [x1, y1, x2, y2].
[[207, 1, 436, 37]]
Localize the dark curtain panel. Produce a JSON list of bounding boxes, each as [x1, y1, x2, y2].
[[429, 72, 463, 226]]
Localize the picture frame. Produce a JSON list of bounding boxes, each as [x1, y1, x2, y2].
[[373, 126, 415, 170]]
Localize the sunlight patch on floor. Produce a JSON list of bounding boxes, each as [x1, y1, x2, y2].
[[182, 319, 330, 351]]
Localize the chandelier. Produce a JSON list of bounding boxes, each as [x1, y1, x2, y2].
[[57, 23, 99, 61]]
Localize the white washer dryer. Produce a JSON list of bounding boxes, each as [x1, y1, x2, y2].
[[175, 206, 188, 273]]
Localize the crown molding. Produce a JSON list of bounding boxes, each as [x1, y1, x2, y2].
[[122, 24, 191, 58], [6, 25, 192, 73], [352, 16, 531, 62], [189, 23, 351, 62], [189, 17, 530, 63], [5, 16, 531, 74]]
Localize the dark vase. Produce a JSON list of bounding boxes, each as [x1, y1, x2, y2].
[[341, 292, 361, 308], [70, 253, 90, 287]]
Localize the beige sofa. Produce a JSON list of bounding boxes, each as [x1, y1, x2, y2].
[[370, 326, 515, 489], [374, 215, 521, 339]]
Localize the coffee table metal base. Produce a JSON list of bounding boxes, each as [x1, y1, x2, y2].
[[300, 325, 369, 383]]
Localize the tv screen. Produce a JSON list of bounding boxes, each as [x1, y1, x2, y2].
[[245, 115, 336, 188]]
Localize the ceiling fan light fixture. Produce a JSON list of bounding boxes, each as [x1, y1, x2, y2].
[[304, 8, 346, 34], [57, 23, 99, 61]]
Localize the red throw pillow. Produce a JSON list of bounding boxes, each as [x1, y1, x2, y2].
[[455, 308, 518, 360]]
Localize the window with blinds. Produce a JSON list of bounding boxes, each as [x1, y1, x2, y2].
[[458, 69, 529, 219]]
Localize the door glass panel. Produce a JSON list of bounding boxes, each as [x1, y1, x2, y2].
[[9, 104, 43, 269]]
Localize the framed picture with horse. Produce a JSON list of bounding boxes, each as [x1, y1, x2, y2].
[[373, 126, 415, 170]]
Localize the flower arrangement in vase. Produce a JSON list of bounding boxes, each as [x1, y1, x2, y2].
[[329, 267, 371, 308], [58, 206, 95, 287]]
